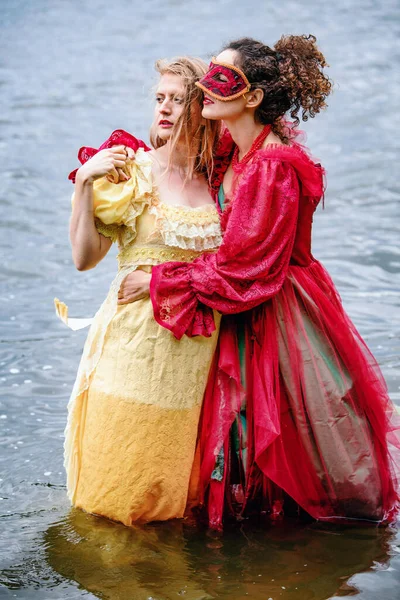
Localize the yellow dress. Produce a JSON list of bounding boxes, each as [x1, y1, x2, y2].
[[64, 149, 222, 526]]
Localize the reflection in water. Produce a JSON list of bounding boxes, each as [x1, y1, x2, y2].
[[41, 509, 396, 599], [44, 510, 212, 600]]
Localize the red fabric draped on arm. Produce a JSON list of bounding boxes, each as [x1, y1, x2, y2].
[[150, 156, 300, 339], [68, 129, 150, 183]]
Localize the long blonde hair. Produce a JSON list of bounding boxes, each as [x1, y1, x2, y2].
[[150, 57, 221, 181]]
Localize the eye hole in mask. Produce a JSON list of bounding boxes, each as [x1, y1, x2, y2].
[[195, 57, 251, 102]]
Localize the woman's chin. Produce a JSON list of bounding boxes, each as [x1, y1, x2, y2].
[[201, 105, 220, 120], [156, 128, 173, 141]]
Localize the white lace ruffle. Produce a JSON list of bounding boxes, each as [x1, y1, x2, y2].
[[118, 149, 154, 247], [149, 204, 222, 251]]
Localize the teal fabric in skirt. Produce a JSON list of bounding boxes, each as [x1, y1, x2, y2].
[[216, 187, 248, 481]]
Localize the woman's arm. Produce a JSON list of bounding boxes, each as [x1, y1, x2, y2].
[[150, 158, 300, 339], [70, 146, 127, 271]]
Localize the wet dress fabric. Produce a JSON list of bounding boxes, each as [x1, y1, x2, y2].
[[150, 134, 400, 529], [65, 147, 221, 525]]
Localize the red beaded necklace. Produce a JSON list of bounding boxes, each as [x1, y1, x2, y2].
[[231, 124, 272, 168]]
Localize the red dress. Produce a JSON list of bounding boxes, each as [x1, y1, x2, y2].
[[150, 132, 400, 529]]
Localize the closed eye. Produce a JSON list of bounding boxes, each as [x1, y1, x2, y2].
[[212, 74, 229, 83]]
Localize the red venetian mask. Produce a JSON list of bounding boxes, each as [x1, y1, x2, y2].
[[195, 57, 251, 101]]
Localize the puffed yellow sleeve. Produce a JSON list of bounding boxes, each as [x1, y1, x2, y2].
[[90, 173, 137, 244], [72, 149, 154, 245], [92, 174, 136, 225], [93, 149, 153, 225], [71, 179, 131, 243]]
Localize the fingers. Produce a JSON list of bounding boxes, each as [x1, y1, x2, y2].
[[118, 280, 129, 299], [103, 147, 135, 180], [113, 158, 127, 168], [106, 156, 129, 182], [106, 167, 119, 184], [117, 278, 149, 304], [117, 296, 134, 305], [116, 167, 129, 182], [112, 145, 135, 160], [83, 146, 133, 182], [117, 293, 148, 305], [110, 145, 133, 159], [118, 292, 139, 304], [110, 146, 136, 163], [110, 150, 127, 162], [108, 148, 130, 170], [110, 145, 126, 155], [108, 146, 128, 161]]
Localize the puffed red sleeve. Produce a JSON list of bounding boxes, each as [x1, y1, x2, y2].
[[150, 157, 300, 339]]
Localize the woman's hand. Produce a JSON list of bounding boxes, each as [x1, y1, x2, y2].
[[113, 146, 135, 183], [118, 270, 151, 304], [76, 146, 129, 184]]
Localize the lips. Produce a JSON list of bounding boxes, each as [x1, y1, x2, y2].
[[159, 119, 173, 128], [203, 97, 214, 105]]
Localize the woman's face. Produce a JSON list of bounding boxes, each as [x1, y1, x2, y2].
[[201, 49, 248, 121], [153, 73, 197, 142]]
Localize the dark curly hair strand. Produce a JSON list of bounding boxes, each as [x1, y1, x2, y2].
[[223, 35, 332, 142]]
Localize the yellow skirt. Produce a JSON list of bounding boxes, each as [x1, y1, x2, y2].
[[64, 266, 220, 526]]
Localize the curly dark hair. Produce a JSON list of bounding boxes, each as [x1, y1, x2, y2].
[[223, 35, 332, 142]]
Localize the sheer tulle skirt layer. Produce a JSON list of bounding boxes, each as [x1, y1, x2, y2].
[[195, 260, 400, 529]]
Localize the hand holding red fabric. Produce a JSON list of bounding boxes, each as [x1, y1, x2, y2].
[[68, 129, 150, 183]]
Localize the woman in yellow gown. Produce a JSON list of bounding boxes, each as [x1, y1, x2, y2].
[[64, 58, 222, 526]]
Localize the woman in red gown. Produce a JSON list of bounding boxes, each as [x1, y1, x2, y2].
[[135, 35, 400, 529]]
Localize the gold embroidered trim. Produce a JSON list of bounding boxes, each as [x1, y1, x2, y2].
[[195, 82, 251, 102], [195, 56, 251, 102], [210, 56, 251, 86], [117, 245, 211, 267], [151, 201, 220, 225]]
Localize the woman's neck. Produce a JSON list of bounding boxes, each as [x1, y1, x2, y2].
[[155, 139, 200, 177], [223, 114, 265, 159], [223, 114, 282, 158]]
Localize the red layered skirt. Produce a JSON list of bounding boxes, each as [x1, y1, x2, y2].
[[195, 260, 400, 529]]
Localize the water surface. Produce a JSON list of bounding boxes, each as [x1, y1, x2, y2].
[[1, 0, 400, 598]]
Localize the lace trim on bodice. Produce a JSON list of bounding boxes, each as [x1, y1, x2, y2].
[[93, 148, 222, 256], [94, 219, 121, 244], [149, 200, 222, 252], [117, 245, 215, 268]]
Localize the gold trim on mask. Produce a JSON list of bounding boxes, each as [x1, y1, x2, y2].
[[195, 57, 252, 102], [210, 57, 251, 86]]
